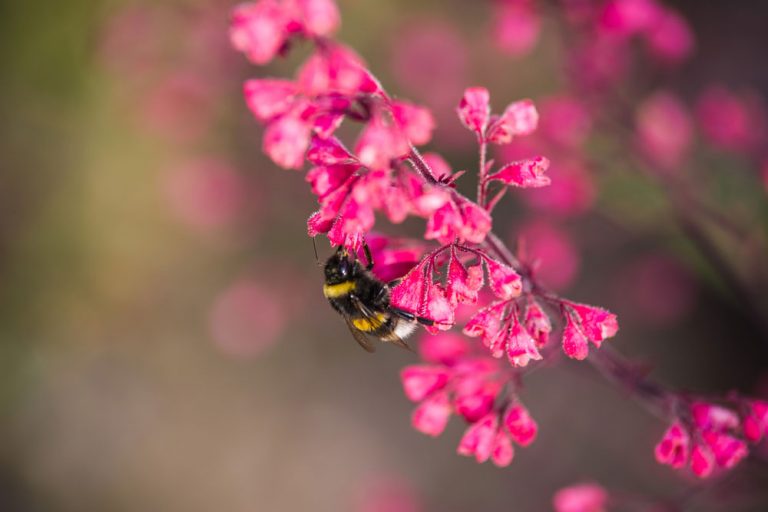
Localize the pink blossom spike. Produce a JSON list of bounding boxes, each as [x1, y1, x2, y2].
[[484, 257, 522, 300], [490, 157, 551, 188], [553, 483, 609, 512], [457, 413, 498, 463], [400, 365, 450, 402], [654, 421, 690, 469], [566, 302, 619, 346], [243, 79, 298, 121], [457, 87, 491, 137], [491, 431, 515, 467], [391, 100, 435, 146], [411, 391, 452, 437], [644, 8, 694, 63], [562, 314, 589, 360], [295, 0, 340, 37], [262, 112, 311, 169], [743, 400, 768, 442], [690, 442, 715, 478], [524, 298, 552, 347], [503, 403, 538, 446], [506, 315, 542, 367], [230, 1, 290, 65], [487, 99, 539, 144], [306, 136, 357, 166]]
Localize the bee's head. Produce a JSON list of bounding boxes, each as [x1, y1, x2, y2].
[[324, 247, 355, 284]]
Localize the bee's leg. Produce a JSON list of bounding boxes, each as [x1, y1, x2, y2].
[[362, 241, 374, 271], [387, 278, 402, 288], [390, 307, 435, 327]]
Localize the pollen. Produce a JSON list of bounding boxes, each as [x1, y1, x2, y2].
[[323, 280, 356, 298]]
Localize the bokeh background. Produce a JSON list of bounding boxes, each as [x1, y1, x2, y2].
[[1, 0, 767, 510]]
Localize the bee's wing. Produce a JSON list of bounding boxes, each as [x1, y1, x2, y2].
[[343, 317, 376, 353], [350, 295, 413, 353]]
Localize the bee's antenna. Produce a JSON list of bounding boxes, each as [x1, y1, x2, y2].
[[312, 236, 321, 267]]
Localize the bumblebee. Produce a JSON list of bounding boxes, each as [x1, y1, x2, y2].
[[322, 243, 433, 352]]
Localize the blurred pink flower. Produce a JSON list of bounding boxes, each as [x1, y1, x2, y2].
[[164, 158, 247, 232], [553, 483, 609, 512], [599, 0, 661, 37], [616, 254, 695, 326], [538, 95, 592, 149], [353, 475, 424, 512], [644, 8, 695, 63], [522, 160, 596, 216], [391, 20, 468, 108], [141, 71, 215, 144], [517, 220, 580, 290], [696, 86, 767, 154], [209, 279, 287, 357], [635, 90, 693, 171], [493, 1, 541, 57]]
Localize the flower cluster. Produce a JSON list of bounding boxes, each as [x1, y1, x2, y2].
[[401, 333, 538, 467], [231, 0, 626, 471], [655, 399, 768, 477]]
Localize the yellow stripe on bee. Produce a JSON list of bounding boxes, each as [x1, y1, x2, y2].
[[352, 313, 387, 332], [323, 280, 356, 298]]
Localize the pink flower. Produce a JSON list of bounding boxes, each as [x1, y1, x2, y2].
[[425, 198, 492, 245], [703, 431, 747, 470], [298, 44, 380, 97], [484, 257, 522, 300], [490, 156, 551, 188], [464, 300, 507, 347], [391, 100, 435, 146], [538, 95, 592, 149], [446, 252, 484, 306], [644, 8, 694, 63], [487, 99, 539, 144], [453, 377, 500, 422], [553, 483, 608, 512], [457, 87, 491, 136], [493, 2, 541, 58], [743, 400, 768, 442], [230, 1, 290, 65], [690, 442, 715, 478], [411, 391, 452, 437], [505, 315, 542, 367], [566, 302, 619, 346], [491, 431, 515, 467], [390, 259, 455, 329], [691, 402, 740, 432], [599, 0, 661, 37], [293, 0, 340, 37], [696, 86, 766, 153], [418, 332, 469, 366], [503, 403, 538, 446], [262, 110, 312, 169], [243, 79, 298, 121], [355, 115, 409, 169], [457, 413, 498, 463], [635, 91, 693, 171], [654, 421, 690, 469], [524, 298, 552, 347], [562, 313, 589, 360], [401, 365, 450, 402], [306, 136, 357, 166]]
